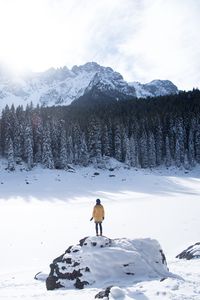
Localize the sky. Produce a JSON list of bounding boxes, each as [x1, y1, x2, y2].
[[0, 0, 199, 90]]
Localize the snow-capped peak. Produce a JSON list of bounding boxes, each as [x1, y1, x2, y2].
[[130, 79, 178, 98], [0, 62, 178, 110]]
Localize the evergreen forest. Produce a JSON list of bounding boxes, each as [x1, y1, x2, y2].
[[1, 89, 200, 171]]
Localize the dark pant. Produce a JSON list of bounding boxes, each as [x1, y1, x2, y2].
[[95, 222, 102, 236]]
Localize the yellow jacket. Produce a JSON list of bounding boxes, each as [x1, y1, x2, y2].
[[92, 204, 105, 222]]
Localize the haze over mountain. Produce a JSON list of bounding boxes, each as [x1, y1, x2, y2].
[[0, 62, 178, 110]]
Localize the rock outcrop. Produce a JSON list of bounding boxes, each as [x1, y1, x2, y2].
[[176, 242, 200, 260], [45, 236, 169, 290]]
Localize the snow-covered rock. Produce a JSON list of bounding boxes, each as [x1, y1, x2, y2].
[[0, 62, 178, 110], [130, 80, 178, 98], [45, 236, 169, 290], [176, 242, 200, 260]]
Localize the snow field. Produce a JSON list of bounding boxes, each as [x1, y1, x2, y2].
[[0, 163, 200, 299]]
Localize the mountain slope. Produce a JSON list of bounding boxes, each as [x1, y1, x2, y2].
[[0, 62, 178, 110], [130, 80, 178, 98]]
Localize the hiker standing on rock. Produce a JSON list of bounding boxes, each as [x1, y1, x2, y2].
[[90, 199, 105, 236]]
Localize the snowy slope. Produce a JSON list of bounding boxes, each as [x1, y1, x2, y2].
[[130, 80, 178, 98], [0, 161, 200, 299], [0, 62, 178, 110]]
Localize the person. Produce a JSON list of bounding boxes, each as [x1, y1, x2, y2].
[[90, 199, 105, 236]]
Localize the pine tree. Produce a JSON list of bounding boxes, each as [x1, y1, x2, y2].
[[59, 124, 68, 169], [24, 123, 34, 170], [72, 123, 82, 164], [194, 124, 200, 163], [79, 134, 89, 166], [138, 127, 148, 168], [50, 119, 60, 168], [88, 117, 102, 164], [124, 137, 131, 166], [121, 126, 129, 163], [175, 118, 185, 164], [7, 137, 15, 171], [129, 135, 139, 167], [148, 132, 156, 168], [165, 136, 172, 167], [42, 122, 54, 169], [32, 108, 43, 164], [66, 136, 74, 164], [175, 139, 181, 167], [114, 123, 122, 161], [101, 124, 110, 157], [155, 117, 163, 165], [188, 129, 195, 167]]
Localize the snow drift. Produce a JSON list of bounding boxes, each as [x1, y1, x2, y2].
[[45, 236, 170, 290]]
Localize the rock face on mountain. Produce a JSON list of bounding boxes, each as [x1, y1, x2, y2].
[[0, 62, 178, 110], [45, 236, 169, 290], [176, 242, 200, 260]]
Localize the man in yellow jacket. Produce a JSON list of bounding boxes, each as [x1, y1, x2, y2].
[[90, 199, 105, 236]]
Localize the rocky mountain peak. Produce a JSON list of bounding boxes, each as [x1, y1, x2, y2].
[[0, 62, 179, 110]]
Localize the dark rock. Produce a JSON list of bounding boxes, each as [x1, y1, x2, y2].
[[160, 249, 167, 265], [74, 278, 89, 289], [73, 262, 80, 267], [64, 257, 72, 264], [65, 246, 73, 253], [176, 242, 200, 260], [92, 242, 97, 247], [46, 275, 62, 290], [160, 277, 167, 282], [95, 286, 113, 299], [109, 175, 115, 177], [85, 267, 90, 272], [53, 254, 65, 264], [34, 272, 42, 280], [126, 272, 134, 275], [79, 237, 89, 247], [64, 269, 83, 280], [94, 172, 100, 176]]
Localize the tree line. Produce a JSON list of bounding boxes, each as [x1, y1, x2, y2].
[[1, 89, 200, 171]]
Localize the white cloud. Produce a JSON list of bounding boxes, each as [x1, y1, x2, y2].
[[0, 0, 199, 90]]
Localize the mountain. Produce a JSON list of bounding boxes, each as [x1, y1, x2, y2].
[[130, 80, 178, 98], [0, 62, 178, 110]]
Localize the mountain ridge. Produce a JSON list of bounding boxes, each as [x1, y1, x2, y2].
[[0, 62, 178, 110]]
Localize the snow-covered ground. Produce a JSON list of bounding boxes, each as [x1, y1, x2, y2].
[[0, 160, 200, 299]]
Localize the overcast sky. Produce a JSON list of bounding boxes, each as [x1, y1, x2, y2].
[[0, 0, 199, 90]]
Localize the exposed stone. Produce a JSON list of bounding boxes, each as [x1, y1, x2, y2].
[[46, 275, 62, 290], [65, 245, 73, 254], [79, 237, 89, 247], [95, 286, 112, 299], [176, 242, 200, 260], [74, 278, 89, 289]]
